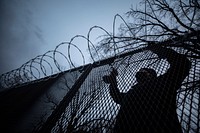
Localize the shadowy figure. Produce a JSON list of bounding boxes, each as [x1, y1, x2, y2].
[[103, 45, 191, 133]]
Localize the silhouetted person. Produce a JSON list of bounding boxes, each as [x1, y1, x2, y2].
[[103, 45, 191, 133]]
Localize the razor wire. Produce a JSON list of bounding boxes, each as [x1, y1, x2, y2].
[[0, 14, 134, 89]]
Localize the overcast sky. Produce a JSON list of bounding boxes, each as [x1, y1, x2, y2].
[[0, 0, 141, 75]]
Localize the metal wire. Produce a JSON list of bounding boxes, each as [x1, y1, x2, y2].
[[0, 14, 144, 89]]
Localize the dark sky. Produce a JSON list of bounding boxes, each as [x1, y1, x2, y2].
[[0, 0, 140, 75]]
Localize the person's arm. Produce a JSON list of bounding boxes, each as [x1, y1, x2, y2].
[[149, 45, 191, 87], [103, 68, 124, 104]]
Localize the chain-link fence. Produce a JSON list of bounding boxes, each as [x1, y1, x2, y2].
[[36, 44, 199, 133]]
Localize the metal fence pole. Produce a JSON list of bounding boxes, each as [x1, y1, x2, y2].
[[38, 64, 93, 133]]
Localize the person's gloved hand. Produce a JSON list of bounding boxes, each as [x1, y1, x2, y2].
[[103, 68, 118, 84], [147, 43, 176, 59]]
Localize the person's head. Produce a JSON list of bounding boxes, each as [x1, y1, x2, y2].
[[135, 68, 157, 83]]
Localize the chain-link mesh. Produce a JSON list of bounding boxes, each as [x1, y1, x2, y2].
[[45, 46, 200, 133]]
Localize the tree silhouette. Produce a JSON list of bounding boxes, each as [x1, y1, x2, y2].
[[93, 0, 200, 57]]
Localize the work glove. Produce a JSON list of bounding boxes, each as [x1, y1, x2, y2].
[[103, 68, 118, 84]]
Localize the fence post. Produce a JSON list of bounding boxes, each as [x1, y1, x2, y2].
[[38, 64, 93, 133]]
